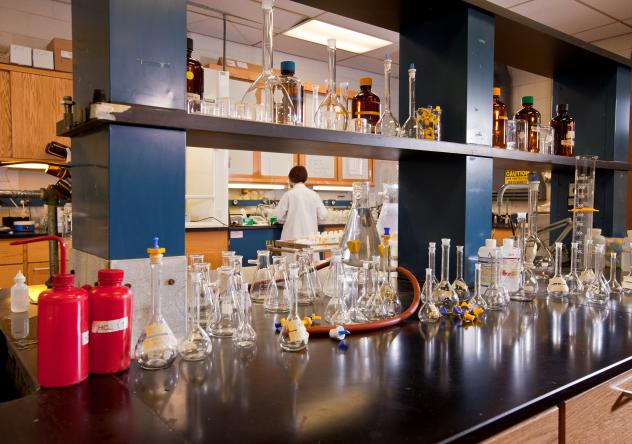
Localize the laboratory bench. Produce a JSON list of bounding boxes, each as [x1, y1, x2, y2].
[[1, 282, 631, 443]]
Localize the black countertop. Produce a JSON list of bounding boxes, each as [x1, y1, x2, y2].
[[1, 281, 631, 443], [186, 223, 346, 232], [0, 231, 47, 239]]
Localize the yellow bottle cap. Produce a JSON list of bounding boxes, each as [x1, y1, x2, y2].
[[493, 87, 501, 97], [359, 77, 372, 87]]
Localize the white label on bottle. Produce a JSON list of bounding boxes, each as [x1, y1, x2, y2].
[[479, 259, 493, 289], [91, 316, 128, 334], [221, 302, 232, 316], [81, 330, 89, 345], [502, 258, 520, 292], [547, 276, 569, 294], [623, 276, 632, 290]]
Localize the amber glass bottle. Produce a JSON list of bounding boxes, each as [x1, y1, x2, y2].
[[514, 96, 541, 153], [186, 38, 203, 102], [492, 87, 507, 148], [352, 77, 381, 130], [550, 104, 575, 156]]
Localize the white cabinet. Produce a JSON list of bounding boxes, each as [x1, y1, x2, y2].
[[185, 147, 228, 227], [303, 155, 336, 180], [260, 152, 294, 178], [229, 150, 254, 176], [341, 157, 370, 181]]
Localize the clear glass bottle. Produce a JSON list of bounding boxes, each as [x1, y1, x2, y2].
[[608, 252, 623, 294], [135, 238, 178, 370], [280, 264, 309, 352], [524, 180, 553, 278], [251, 250, 277, 303], [452, 245, 470, 302], [492, 87, 507, 148], [418, 268, 441, 322], [376, 54, 399, 136], [400, 64, 418, 138], [264, 256, 289, 313], [240, 0, 293, 123], [233, 283, 257, 348], [483, 247, 510, 310], [348, 267, 368, 323], [547, 242, 570, 299], [277, 60, 303, 125], [351, 77, 380, 130], [511, 213, 538, 301], [340, 182, 381, 266], [428, 242, 439, 289], [514, 96, 541, 153], [178, 269, 212, 361], [296, 251, 317, 305], [579, 238, 596, 286], [209, 266, 240, 337], [314, 39, 348, 130], [564, 242, 584, 296], [324, 255, 352, 324], [433, 238, 459, 309], [469, 263, 488, 309], [585, 244, 610, 305]]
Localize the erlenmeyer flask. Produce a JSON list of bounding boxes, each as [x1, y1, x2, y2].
[[251, 250, 277, 303], [608, 252, 623, 294], [585, 244, 610, 305], [547, 242, 569, 299], [233, 283, 256, 348], [324, 255, 351, 324], [340, 182, 381, 266], [135, 238, 178, 369], [469, 263, 488, 309], [524, 180, 553, 278], [296, 251, 317, 305], [240, 0, 293, 123], [280, 264, 309, 352], [418, 268, 441, 322], [314, 39, 348, 130], [483, 247, 510, 310], [564, 241, 584, 296], [375, 54, 399, 136], [178, 269, 212, 361], [209, 266, 240, 337], [265, 256, 289, 313], [433, 238, 459, 309], [452, 245, 470, 301], [579, 238, 596, 285], [348, 267, 368, 323]]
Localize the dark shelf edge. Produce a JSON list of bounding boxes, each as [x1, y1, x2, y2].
[[58, 104, 632, 171]]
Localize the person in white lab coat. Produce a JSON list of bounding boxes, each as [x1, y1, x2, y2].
[[274, 166, 327, 241]]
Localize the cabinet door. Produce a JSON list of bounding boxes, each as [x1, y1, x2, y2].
[[10, 72, 72, 161], [260, 152, 295, 181], [229, 150, 255, 179], [299, 154, 337, 184], [0, 70, 11, 157], [0, 264, 23, 288], [0, 239, 24, 265], [339, 157, 373, 183], [27, 261, 50, 286]]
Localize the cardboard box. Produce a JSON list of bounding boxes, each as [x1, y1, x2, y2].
[[33, 49, 54, 70], [202, 67, 230, 101], [10, 44, 32, 66], [46, 38, 72, 72]]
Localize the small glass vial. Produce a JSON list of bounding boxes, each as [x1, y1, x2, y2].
[[280, 264, 309, 352], [433, 238, 459, 309], [608, 252, 623, 294], [452, 245, 470, 302], [584, 244, 610, 305], [418, 267, 441, 322], [547, 242, 570, 299], [483, 247, 510, 310], [564, 242, 584, 296]]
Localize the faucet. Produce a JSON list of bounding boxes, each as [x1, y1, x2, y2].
[[496, 183, 530, 217]]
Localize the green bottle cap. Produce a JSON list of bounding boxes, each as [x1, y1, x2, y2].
[[522, 96, 534, 105]]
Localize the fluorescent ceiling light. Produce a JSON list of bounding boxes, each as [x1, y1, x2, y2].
[[312, 185, 353, 192], [283, 20, 392, 54], [3, 163, 49, 171], [228, 183, 286, 190]]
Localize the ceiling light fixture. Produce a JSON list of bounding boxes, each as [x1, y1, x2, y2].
[[283, 19, 392, 54], [312, 185, 353, 192]]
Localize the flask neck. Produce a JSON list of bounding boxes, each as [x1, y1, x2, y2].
[[262, 6, 274, 74]]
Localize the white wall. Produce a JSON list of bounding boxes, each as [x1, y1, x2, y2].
[[507, 66, 553, 123], [0, 0, 71, 50]]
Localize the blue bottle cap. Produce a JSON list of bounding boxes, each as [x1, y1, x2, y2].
[[384, 227, 391, 235], [152, 237, 159, 249], [409, 63, 415, 69], [280, 60, 295, 74]]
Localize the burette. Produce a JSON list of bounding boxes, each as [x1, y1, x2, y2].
[[571, 155, 598, 271]]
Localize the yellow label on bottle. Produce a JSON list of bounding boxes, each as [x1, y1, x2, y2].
[[186, 70, 194, 80]]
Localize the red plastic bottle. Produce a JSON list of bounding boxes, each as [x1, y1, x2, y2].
[[87, 269, 132, 374], [11, 235, 89, 388]]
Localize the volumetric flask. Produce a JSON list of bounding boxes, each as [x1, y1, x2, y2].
[[296, 251, 317, 305], [178, 270, 212, 361], [251, 250, 277, 304], [524, 180, 553, 278], [233, 283, 257, 348], [209, 266, 240, 337], [585, 244, 610, 306], [324, 255, 352, 324]]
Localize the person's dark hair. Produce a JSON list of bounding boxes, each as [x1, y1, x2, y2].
[[288, 165, 308, 184]]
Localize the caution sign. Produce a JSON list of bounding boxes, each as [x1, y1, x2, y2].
[[504, 170, 530, 185]]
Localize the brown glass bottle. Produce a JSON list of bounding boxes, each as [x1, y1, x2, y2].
[[514, 96, 541, 153], [492, 87, 507, 148], [550, 103, 575, 157], [186, 38, 203, 102], [352, 77, 380, 130]]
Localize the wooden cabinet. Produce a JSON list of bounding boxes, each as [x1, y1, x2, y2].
[[185, 230, 229, 268], [0, 239, 25, 265], [299, 154, 337, 184], [0, 63, 72, 161], [338, 157, 373, 183], [483, 407, 558, 444], [0, 264, 23, 289], [0, 238, 51, 286], [26, 261, 50, 286]]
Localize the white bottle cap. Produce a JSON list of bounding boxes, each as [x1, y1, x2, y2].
[[14, 270, 25, 283], [503, 238, 514, 248], [485, 239, 497, 248], [591, 228, 602, 236], [441, 238, 451, 246]]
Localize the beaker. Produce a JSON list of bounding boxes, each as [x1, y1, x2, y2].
[[240, 0, 293, 123], [538, 125, 554, 154], [572, 155, 597, 271], [483, 247, 510, 310], [585, 244, 610, 306], [433, 238, 459, 309], [264, 256, 289, 313], [280, 264, 309, 352], [233, 283, 256, 348], [314, 39, 348, 130], [209, 266, 240, 338], [375, 55, 399, 136], [418, 268, 441, 323], [506, 119, 528, 151], [251, 250, 277, 304], [547, 242, 569, 299], [452, 245, 470, 301], [324, 255, 352, 324], [608, 252, 623, 294], [469, 263, 488, 309], [178, 269, 212, 361], [340, 182, 381, 267], [296, 251, 317, 305], [564, 241, 584, 296], [135, 238, 178, 370], [524, 180, 553, 278]]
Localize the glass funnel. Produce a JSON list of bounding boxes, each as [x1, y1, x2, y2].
[[251, 250, 277, 303], [418, 267, 441, 322], [135, 238, 177, 370], [264, 256, 289, 313], [280, 264, 309, 352], [209, 266, 240, 337], [233, 283, 256, 348], [314, 39, 348, 130], [400, 64, 418, 138], [469, 263, 488, 309], [324, 255, 352, 325], [452, 245, 470, 301], [433, 238, 459, 309], [340, 182, 381, 267], [608, 252, 623, 294], [524, 180, 553, 278], [585, 244, 610, 306], [178, 269, 212, 361], [240, 0, 293, 123], [571, 155, 597, 271], [376, 54, 399, 136], [564, 241, 584, 296], [483, 247, 510, 310], [547, 242, 569, 299]]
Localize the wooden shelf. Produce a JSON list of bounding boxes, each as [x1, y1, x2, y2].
[[59, 102, 632, 171]]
